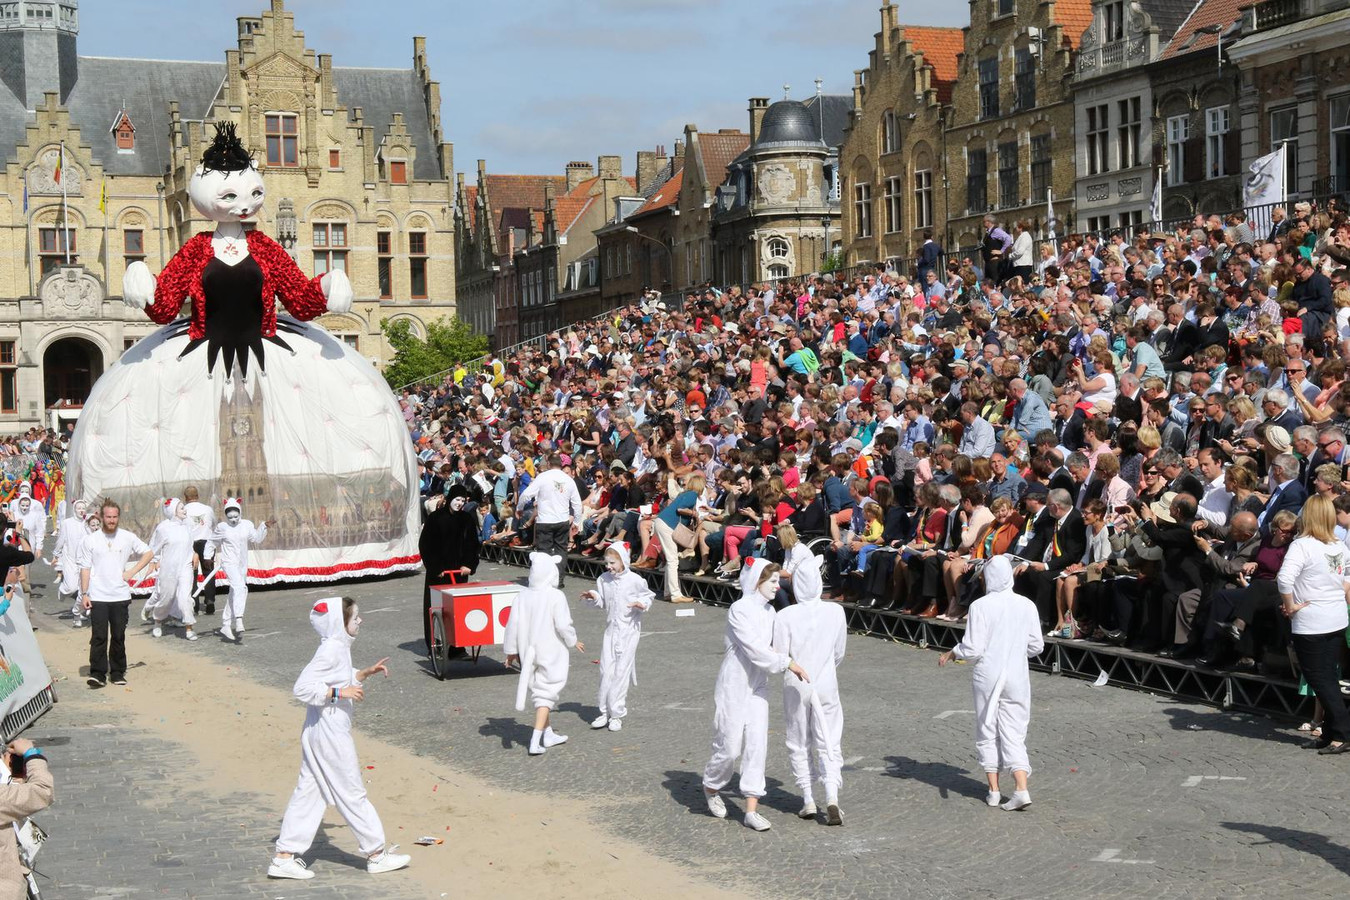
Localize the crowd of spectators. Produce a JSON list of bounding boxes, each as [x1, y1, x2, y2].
[[403, 197, 1350, 732]]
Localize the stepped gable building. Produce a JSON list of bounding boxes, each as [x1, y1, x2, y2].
[[673, 125, 749, 292], [595, 145, 682, 308], [839, 0, 961, 267], [711, 92, 849, 285], [455, 165, 566, 346], [1071, 0, 1193, 233], [0, 0, 454, 430], [943, 0, 1090, 250]]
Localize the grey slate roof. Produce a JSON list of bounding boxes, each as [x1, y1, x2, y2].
[[0, 57, 440, 181], [67, 57, 225, 176], [801, 94, 852, 151], [1139, 0, 1200, 42]]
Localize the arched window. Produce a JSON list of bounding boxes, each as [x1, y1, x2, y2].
[[767, 264, 789, 279], [767, 237, 791, 260]]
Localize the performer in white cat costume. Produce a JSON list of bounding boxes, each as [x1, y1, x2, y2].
[[212, 498, 272, 642], [580, 543, 653, 732], [502, 552, 584, 756], [60, 511, 100, 627], [703, 558, 808, 832], [146, 498, 199, 641], [939, 556, 1044, 811], [268, 597, 409, 880], [772, 559, 847, 825], [53, 499, 88, 597]]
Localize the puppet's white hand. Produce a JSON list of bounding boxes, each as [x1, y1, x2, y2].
[[122, 260, 155, 310], [321, 269, 354, 314]]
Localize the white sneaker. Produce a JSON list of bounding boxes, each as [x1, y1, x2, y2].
[[798, 800, 817, 819], [151, 625, 163, 638], [706, 792, 727, 819], [235, 618, 245, 634], [541, 729, 568, 748], [71, 616, 85, 628], [743, 811, 772, 832], [140, 606, 152, 623], [184, 629, 198, 642], [825, 803, 843, 826], [267, 857, 314, 880], [1000, 791, 1032, 811], [366, 846, 410, 874], [219, 623, 236, 642], [591, 714, 610, 729], [986, 791, 1002, 808], [607, 718, 623, 732]]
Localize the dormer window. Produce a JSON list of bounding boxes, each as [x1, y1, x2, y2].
[[110, 110, 136, 154]]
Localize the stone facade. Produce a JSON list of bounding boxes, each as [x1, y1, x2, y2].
[[1072, 0, 1194, 234], [711, 94, 848, 285], [1228, 0, 1350, 200], [0, 0, 455, 430], [943, 0, 1089, 249], [596, 148, 682, 308], [839, 2, 961, 268]]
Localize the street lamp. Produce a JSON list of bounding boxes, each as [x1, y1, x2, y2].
[[820, 217, 831, 267], [624, 225, 674, 287]]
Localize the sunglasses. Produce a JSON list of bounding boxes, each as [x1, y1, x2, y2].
[[1319, 441, 1340, 450]]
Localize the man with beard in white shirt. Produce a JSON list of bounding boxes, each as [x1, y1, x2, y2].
[[78, 498, 154, 687]]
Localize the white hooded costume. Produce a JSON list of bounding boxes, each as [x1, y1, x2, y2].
[[212, 501, 267, 625], [276, 597, 386, 857], [147, 499, 197, 627], [703, 558, 790, 799], [14, 497, 44, 556], [948, 556, 1044, 775], [53, 501, 90, 597], [772, 559, 846, 799], [502, 552, 577, 711], [584, 543, 654, 721], [4, 482, 31, 527]]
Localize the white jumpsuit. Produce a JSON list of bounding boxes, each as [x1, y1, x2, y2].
[[502, 553, 577, 711], [148, 500, 196, 627], [276, 598, 386, 857], [16, 502, 44, 557], [772, 561, 846, 797], [53, 513, 89, 597], [212, 517, 267, 623], [949, 556, 1044, 775], [584, 544, 653, 721], [703, 558, 790, 799]]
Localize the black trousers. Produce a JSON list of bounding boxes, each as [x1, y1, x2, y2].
[[1207, 581, 1281, 658], [1292, 630, 1350, 743], [89, 600, 130, 680], [533, 521, 571, 587], [192, 540, 216, 613]]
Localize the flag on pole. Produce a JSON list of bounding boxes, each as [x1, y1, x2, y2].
[[98, 178, 107, 213], [1243, 145, 1286, 237], [53, 144, 63, 184], [21, 179, 27, 214], [1046, 189, 1058, 255], [1149, 170, 1162, 228]]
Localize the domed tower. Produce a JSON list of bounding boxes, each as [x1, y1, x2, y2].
[[0, 1, 79, 110]]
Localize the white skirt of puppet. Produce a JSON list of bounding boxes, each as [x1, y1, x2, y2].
[[67, 315, 422, 585]]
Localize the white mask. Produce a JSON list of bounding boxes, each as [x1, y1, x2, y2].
[[345, 608, 361, 638], [188, 164, 265, 223], [226, 510, 241, 525], [757, 573, 780, 600], [449, 497, 466, 512]]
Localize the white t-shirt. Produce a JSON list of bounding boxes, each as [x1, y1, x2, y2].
[[76, 528, 150, 603], [182, 501, 217, 545], [1277, 536, 1350, 635]]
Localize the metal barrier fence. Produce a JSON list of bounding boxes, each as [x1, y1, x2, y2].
[[479, 542, 1312, 720]]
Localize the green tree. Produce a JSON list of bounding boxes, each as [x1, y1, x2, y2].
[[380, 316, 488, 389]]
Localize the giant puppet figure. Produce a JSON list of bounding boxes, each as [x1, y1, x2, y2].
[[67, 124, 421, 584]]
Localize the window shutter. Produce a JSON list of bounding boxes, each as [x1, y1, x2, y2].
[[1183, 136, 1205, 183], [1224, 130, 1242, 179]]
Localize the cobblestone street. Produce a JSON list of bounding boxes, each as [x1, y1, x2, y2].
[[24, 560, 1350, 899]]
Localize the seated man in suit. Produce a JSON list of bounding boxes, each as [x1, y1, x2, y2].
[[1257, 452, 1307, 537], [1012, 488, 1087, 629]]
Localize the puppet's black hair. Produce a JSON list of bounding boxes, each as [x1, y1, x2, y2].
[[200, 122, 253, 174]]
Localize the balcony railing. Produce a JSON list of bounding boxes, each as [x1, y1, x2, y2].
[[1075, 39, 1148, 75], [1253, 0, 1306, 29]]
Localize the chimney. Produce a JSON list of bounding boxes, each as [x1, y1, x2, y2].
[[636, 150, 657, 190], [673, 139, 686, 162], [748, 97, 769, 144], [597, 154, 623, 180], [565, 160, 593, 192]]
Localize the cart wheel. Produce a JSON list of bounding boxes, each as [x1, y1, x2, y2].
[[430, 614, 449, 681]]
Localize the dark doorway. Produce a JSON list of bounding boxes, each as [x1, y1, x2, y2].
[[43, 337, 104, 408]]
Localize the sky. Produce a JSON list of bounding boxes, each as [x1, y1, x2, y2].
[[79, 0, 969, 178]]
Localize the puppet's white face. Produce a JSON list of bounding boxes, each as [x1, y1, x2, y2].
[[188, 165, 265, 223], [604, 552, 624, 575], [225, 509, 241, 526], [757, 573, 781, 599]]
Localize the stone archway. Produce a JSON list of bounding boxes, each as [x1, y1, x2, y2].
[[43, 336, 104, 408]]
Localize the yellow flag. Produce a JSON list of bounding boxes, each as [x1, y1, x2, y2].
[[98, 178, 107, 213]]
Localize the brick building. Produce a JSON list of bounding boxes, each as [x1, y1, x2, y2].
[[943, 0, 1090, 249], [673, 125, 749, 293], [595, 147, 682, 308], [839, 1, 961, 268], [0, 0, 455, 430]]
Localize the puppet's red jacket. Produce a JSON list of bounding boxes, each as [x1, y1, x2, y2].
[[143, 231, 329, 340]]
